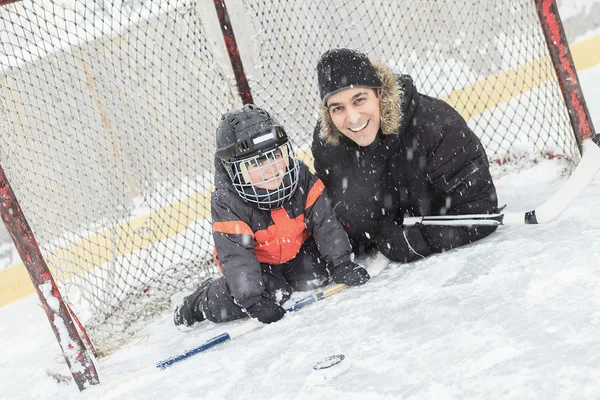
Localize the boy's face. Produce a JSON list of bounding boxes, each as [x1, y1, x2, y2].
[[244, 148, 288, 190], [326, 87, 381, 147]]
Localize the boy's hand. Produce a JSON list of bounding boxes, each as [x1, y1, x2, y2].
[[329, 261, 370, 286], [244, 296, 286, 324]]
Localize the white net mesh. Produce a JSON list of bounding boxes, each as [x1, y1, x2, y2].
[[240, 0, 578, 162], [0, 0, 578, 355]]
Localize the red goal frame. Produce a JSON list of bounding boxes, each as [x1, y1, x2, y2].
[[0, 0, 595, 391]]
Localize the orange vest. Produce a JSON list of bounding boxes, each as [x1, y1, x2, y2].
[[213, 180, 325, 269]]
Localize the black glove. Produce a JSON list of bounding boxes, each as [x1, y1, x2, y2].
[[329, 261, 370, 286], [244, 296, 286, 324], [376, 214, 432, 263], [379, 211, 404, 237]]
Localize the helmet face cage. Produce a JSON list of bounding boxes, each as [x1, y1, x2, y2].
[[222, 140, 299, 210]]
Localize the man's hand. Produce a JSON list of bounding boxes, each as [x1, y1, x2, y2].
[[329, 261, 370, 286]]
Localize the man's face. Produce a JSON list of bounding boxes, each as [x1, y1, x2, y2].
[[244, 148, 288, 190], [326, 87, 381, 147]]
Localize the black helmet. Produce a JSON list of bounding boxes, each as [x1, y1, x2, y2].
[[216, 105, 299, 210]]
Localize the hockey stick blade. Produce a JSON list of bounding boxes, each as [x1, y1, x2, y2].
[[156, 254, 389, 369], [404, 138, 600, 227]]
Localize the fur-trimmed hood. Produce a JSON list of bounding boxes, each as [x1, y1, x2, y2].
[[319, 62, 404, 145]]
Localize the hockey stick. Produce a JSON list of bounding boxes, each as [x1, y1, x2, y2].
[[403, 137, 600, 227], [94, 277, 364, 393], [156, 254, 389, 369]]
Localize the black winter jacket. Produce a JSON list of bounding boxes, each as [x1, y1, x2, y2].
[[311, 64, 498, 262], [211, 156, 352, 308]]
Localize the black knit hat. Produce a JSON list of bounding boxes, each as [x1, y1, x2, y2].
[[317, 48, 382, 105]]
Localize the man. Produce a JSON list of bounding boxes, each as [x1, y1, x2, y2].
[[311, 48, 498, 262]]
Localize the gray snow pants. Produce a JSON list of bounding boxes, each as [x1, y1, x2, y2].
[[201, 238, 329, 323]]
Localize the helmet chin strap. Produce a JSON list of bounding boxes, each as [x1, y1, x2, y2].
[[281, 144, 290, 168]]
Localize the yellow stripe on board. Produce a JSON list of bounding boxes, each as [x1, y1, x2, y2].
[[441, 58, 554, 120], [0, 263, 34, 307], [2, 32, 600, 308], [41, 190, 213, 283], [0, 188, 212, 307], [442, 36, 600, 121]]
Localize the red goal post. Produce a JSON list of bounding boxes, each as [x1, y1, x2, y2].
[[0, 0, 594, 390]]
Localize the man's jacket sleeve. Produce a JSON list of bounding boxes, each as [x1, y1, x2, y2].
[[379, 106, 498, 262], [211, 191, 264, 308], [417, 109, 499, 253]]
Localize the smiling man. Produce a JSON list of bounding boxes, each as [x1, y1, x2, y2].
[[325, 88, 382, 147], [311, 48, 499, 262]]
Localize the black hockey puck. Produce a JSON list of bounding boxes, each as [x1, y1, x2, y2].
[[312, 354, 345, 370]]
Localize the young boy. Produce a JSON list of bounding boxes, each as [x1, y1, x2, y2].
[[174, 104, 370, 328]]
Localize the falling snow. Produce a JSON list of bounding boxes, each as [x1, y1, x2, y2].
[[2, 2, 600, 399]]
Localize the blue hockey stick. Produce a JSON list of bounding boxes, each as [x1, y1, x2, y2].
[[155, 283, 348, 369], [156, 255, 389, 369]]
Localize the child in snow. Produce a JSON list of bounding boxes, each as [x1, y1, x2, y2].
[[174, 105, 369, 328]]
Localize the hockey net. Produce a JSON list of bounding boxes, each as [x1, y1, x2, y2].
[[0, 0, 579, 355]]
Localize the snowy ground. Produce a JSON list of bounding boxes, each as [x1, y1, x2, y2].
[[1, 68, 600, 399], [3, 24, 600, 400], [2, 155, 600, 400]]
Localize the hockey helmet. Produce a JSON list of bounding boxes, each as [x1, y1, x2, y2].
[[216, 105, 299, 210]]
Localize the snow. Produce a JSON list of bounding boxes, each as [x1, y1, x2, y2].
[[2, 4, 600, 400], [0, 241, 19, 270], [1, 71, 600, 398], [557, 0, 597, 20]]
